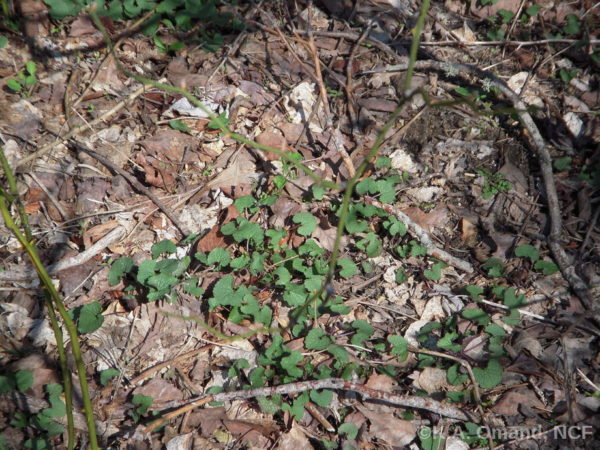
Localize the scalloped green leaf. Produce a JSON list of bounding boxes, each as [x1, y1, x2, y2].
[[310, 389, 333, 407], [151, 239, 177, 259], [515, 244, 539, 262], [337, 258, 358, 278], [305, 328, 332, 350], [473, 359, 503, 389], [293, 212, 317, 236], [534, 260, 559, 275], [108, 257, 134, 286], [100, 368, 120, 387]]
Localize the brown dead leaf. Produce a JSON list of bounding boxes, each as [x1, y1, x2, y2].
[[69, 15, 98, 37], [57, 254, 97, 296], [19, 0, 49, 37], [133, 378, 184, 405], [412, 367, 449, 394], [269, 196, 301, 228], [92, 57, 125, 93], [312, 225, 337, 252], [401, 204, 449, 232], [75, 177, 111, 215], [357, 405, 417, 447], [277, 122, 305, 143], [206, 149, 257, 193], [238, 80, 276, 106], [357, 97, 398, 113], [0, 99, 43, 140], [256, 131, 288, 161], [365, 373, 396, 393], [470, 0, 521, 19], [139, 129, 196, 162], [83, 220, 120, 249], [492, 387, 545, 416], [512, 330, 544, 359], [277, 422, 313, 449], [223, 419, 277, 437], [461, 334, 488, 362], [195, 205, 239, 253], [459, 217, 478, 247], [488, 229, 515, 259], [187, 407, 227, 435], [166, 57, 208, 89]]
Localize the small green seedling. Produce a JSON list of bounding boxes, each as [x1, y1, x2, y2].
[[154, 36, 184, 55], [130, 394, 155, 422], [7, 61, 38, 96], [476, 169, 512, 199], [99, 368, 120, 387]]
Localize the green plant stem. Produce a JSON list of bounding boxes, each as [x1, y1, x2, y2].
[[293, 0, 432, 325], [0, 152, 99, 449], [0, 152, 32, 242], [43, 293, 75, 450], [403, 0, 430, 92], [0, 197, 79, 448]]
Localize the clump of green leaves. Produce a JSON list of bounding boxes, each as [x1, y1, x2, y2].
[[514, 244, 558, 275], [109, 239, 197, 302], [43, 0, 243, 52], [2, 374, 68, 448], [129, 394, 156, 422], [7, 61, 37, 96], [476, 168, 512, 199]]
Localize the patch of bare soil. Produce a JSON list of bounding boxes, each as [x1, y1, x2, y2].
[[0, 0, 599, 449]]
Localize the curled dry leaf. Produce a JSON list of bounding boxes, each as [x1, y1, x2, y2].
[[277, 422, 313, 448], [492, 388, 545, 416], [195, 205, 240, 253], [357, 405, 417, 448], [459, 217, 478, 247], [412, 367, 450, 394], [365, 373, 396, 393], [133, 378, 184, 405], [256, 131, 288, 161], [401, 204, 449, 232]]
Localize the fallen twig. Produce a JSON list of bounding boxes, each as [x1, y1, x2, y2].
[[364, 197, 474, 273], [0, 225, 126, 281], [144, 377, 478, 434], [361, 60, 596, 321], [61, 137, 190, 236], [17, 81, 158, 168]]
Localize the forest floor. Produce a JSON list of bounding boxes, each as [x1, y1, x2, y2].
[[0, 0, 599, 449]]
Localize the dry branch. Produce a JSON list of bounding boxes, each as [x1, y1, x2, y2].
[[363, 60, 597, 321], [364, 197, 474, 273], [145, 377, 478, 434]]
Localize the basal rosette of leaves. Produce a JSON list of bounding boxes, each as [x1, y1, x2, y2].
[[105, 164, 531, 419], [43, 0, 243, 51]]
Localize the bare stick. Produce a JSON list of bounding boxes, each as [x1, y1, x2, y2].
[[0, 225, 126, 281], [17, 81, 157, 168], [304, 1, 331, 120], [62, 137, 190, 236], [144, 377, 478, 433], [345, 22, 372, 133], [361, 60, 596, 318], [364, 197, 474, 273]]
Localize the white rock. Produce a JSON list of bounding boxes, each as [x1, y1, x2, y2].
[[165, 96, 219, 118], [563, 112, 584, 137], [390, 148, 421, 173], [406, 186, 442, 202]]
